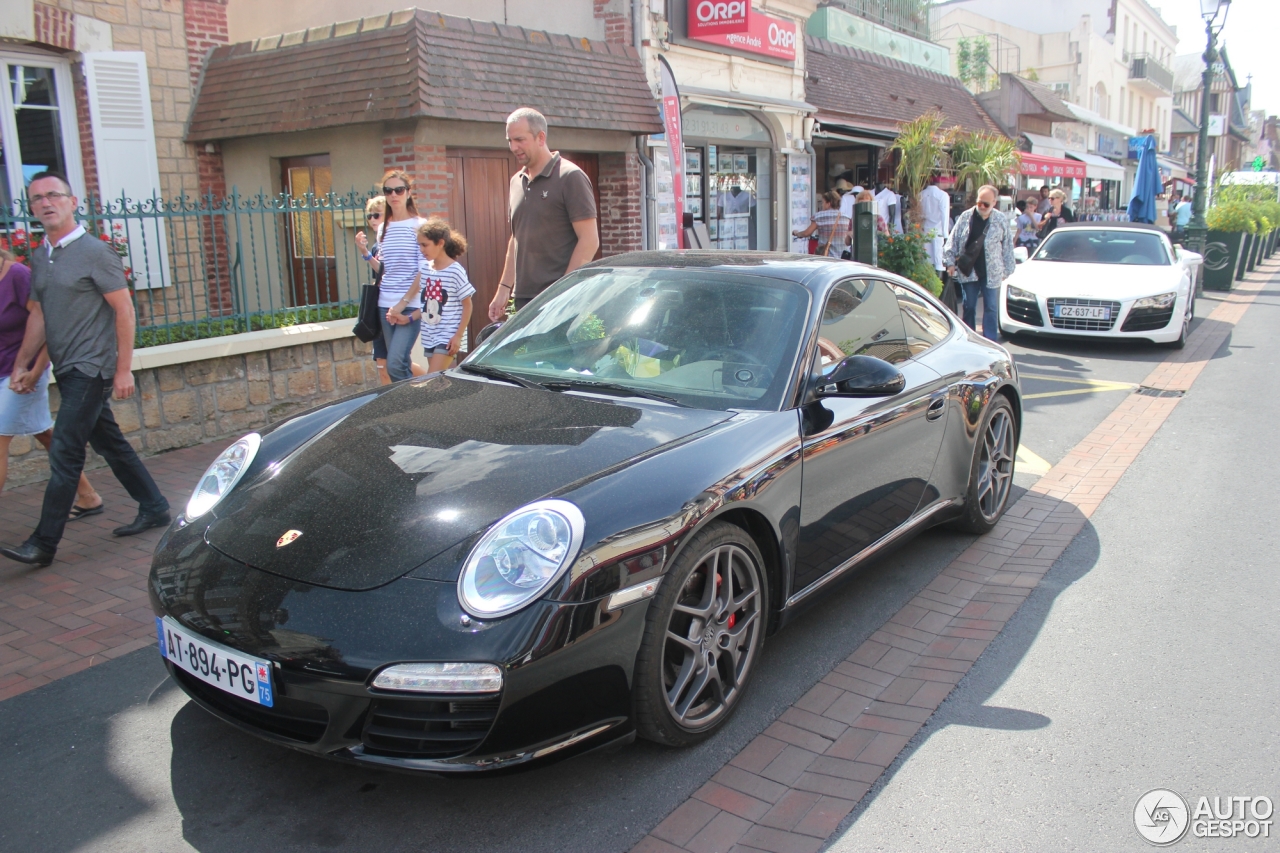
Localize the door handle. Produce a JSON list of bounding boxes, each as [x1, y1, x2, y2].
[[926, 395, 947, 421]]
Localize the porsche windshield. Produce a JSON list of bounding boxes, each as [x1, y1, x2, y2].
[[465, 267, 810, 411], [1033, 230, 1171, 265]]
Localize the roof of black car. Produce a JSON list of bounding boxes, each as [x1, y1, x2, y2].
[[583, 251, 878, 288]]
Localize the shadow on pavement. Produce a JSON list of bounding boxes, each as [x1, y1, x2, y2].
[[836, 502, 1102, 833]]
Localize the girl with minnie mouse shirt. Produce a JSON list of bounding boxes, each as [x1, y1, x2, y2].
[[414, 218, 475, 372]]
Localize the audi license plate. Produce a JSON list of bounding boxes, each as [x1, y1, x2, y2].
[[1055, 304, 1111, 320], [157, 616, 274, 707]]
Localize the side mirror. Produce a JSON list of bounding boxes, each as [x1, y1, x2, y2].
[[817, 354, 906, 398], [1013, 246, 1029, 264], [476, 322, 502, 344]]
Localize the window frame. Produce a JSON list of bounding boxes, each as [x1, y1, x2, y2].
[[0, 47, 86, 212]]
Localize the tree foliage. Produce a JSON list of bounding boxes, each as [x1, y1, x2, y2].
[[950, 133, 1022, 201], [890, 110, 951, 221]]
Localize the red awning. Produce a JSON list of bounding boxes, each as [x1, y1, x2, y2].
[[1019, 153, 1087, 180]]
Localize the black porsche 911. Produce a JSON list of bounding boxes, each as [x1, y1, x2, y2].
[[150, 252, 1020, 773]]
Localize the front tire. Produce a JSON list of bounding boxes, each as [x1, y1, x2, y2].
[[951, 394, 1017, 534], [633, 523, 767, 747]]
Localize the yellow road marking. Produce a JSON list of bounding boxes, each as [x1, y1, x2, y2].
[[1016, 445, 1053, 475], [1019, 373, 1136, 400]]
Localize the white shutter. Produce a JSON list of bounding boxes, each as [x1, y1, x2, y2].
[[83, 51, 170, 290]]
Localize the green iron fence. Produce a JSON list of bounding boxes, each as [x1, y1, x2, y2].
[[0, 188, 378, 348]]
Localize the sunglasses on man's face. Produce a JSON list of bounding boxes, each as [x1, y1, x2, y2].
[[382, 185, 409, 196], [976, 201, 993, 209]]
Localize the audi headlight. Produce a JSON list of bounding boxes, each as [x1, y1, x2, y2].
[[458, 500, 585, 619], [185, 433, 261, 520], [1007, 285, 1037, 302], [1132, 292, 1176, 310]]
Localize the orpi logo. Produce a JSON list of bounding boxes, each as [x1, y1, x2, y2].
[[1135, 789, 1190, 846], [768, 21, 795, 50], [689, 0, 750, 36]]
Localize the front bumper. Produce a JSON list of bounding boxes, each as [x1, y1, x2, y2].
[[149, 522, 647, 773], [999, 289, 1184, 343]]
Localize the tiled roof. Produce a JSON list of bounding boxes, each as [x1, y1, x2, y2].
[[1011, 76, 1075, 122], [1171, 107, 1198, 135], [187, 10, 662, 142], [804, 35, 1003, 137]]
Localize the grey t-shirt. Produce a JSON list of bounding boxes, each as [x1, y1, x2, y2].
[[30, 226, 128, 378]]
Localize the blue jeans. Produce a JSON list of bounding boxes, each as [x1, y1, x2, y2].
[[379, 308, 421, 381], [32, 371, 169, 551], [961, 280, 1000, 342]]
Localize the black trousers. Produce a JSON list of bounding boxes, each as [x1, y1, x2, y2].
[[31, 371, 168, 551]]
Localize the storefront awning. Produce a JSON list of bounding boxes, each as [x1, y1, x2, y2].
[[814, 123, 894, 147], [1157, 156, 1191, 180], [1067, 152, 1124, 182], [1022, 132, 1068, 159], [1020, 153, 1086, 180]]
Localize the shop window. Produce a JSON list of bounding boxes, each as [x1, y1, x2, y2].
[[0, 52, 84, 212]]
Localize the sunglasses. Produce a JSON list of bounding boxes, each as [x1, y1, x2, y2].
[[366, 212, 383, 220], [976, 201, 992, 209], [382, 185, 409, 196]]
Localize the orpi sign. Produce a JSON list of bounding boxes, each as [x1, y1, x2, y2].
[[688, 0, 751, 37]]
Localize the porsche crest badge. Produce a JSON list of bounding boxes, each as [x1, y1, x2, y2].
[[276, 529, 303, 548]]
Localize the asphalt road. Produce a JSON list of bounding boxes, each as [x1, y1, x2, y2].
[[0, 295, 1230, 853], [829, 284, 1280, 851]]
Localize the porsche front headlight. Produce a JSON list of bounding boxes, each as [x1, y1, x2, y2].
[[1132, 292, 1176, 310], [457, 500, 585, 619], [185, 433, 261, 520]]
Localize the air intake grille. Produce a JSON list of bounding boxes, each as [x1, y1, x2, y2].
[[1121, 306, 1176, 332], [361, 695, 500, 759], [1004, 295, 1044, 327], [173, 666, 329, 743]]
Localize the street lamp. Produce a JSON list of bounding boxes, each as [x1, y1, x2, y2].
[[1186, 0, 1231, 257]]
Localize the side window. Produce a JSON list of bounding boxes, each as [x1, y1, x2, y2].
[[816, 278, 909, 374], [891, 283, 951, 356]]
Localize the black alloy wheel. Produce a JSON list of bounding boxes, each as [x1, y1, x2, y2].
[[952, 394, 1017, 533], [634, 523, 766, 747]]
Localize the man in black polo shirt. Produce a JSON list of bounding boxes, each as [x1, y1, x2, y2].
[[1, 171, 169, 567], [487, 107, 599, 322]]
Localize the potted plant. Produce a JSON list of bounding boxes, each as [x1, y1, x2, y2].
[[878, 227, 944, 296], [1204, 201, 1254, 290]]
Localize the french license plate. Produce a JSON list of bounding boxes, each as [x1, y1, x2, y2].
[[1055, 305, 1111, 320], [157, 616, 273, 707]]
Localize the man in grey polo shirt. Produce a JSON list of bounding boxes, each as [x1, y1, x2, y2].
[[487, 107, 599, 321], [0, 171, 169, 567]]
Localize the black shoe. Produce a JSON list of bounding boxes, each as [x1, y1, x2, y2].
[[112, 511, 172, 537], [0, 541, 55, 567]]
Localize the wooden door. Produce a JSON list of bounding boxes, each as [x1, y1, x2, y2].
[[281, 155, 339, 306], [447, 149, 519, 347]]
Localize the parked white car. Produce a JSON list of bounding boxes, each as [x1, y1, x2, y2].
[[999, 223, 1203, 348]]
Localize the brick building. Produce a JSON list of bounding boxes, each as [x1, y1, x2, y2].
[[185, 9, 659, 345]]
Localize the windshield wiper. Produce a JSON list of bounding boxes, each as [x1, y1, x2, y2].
[[542, 379, 685, 406], [458, 363, 545, 390]]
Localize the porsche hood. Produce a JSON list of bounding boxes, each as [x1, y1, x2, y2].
[[204, 375, 731, 591]]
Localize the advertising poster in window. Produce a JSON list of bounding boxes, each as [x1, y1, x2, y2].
[[789, 155, 812, 253], [653, 147, 680, 250]]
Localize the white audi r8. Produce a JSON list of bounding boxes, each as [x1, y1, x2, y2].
[[999, 223, 1203, 348]]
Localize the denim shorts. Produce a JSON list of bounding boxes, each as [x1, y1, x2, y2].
[[423, 344, 451, 356], [372, 335, 387, 361]]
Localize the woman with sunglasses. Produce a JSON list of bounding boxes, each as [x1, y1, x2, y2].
[[943, 185, 1016, 342], [359, 171, 426, 381], [1037, 188, 1075, 240]]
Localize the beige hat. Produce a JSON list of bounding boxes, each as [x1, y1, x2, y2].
[[834, 178, 854, 192]]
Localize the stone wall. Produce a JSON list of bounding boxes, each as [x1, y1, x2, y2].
[[4, 337, 382, 487]]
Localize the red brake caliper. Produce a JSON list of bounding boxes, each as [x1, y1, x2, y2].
[[717, 571, 737, 629]]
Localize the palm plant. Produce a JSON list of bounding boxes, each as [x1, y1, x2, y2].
[[890, 110, 952, 225], [949, 132, 1021, 203]]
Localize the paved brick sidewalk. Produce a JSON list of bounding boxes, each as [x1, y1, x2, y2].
[[0, 439, 231, 701], [632, 262, 1278, 853]]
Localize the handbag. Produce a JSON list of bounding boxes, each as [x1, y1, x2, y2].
[[352, 266, 383, 343]]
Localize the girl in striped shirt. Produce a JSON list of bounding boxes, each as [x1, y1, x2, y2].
[[415, 219, 475, 373]]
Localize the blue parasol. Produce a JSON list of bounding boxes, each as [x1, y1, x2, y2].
[[1127, 135, 1161, 223]]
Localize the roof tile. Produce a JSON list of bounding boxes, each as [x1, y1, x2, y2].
[[188, 10, 662, 141]]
